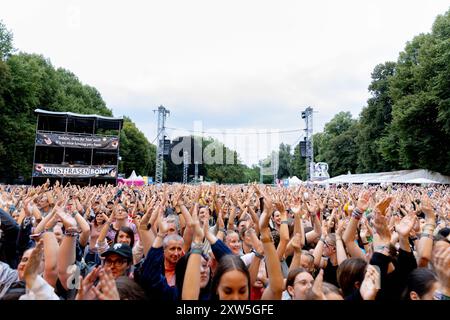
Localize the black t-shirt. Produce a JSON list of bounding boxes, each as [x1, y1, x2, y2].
[[323, 258, 339, 287]]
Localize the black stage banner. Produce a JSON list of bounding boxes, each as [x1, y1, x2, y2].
[[36, 132, 119, 149], [33, 164, 117, 178]]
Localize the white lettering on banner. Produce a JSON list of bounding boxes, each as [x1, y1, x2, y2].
[[41, 167, 112, 176], [38, 133, 117, 149]]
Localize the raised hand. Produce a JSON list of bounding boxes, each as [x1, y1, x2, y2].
[[373, 211, 391, 244], [374, 196, 393, 216], [420, 194, 436, 221], [217, 209, 225, 230], [360, 265, 380, 300], [56, 208, 77, 229], [92, 269, 120, 300], [274, 199, 285, 214], [395, 213, 417, 238], [158, 217, 170, 235], [76, 267, 101, 300], [306, 199, 319, 214], [432, 246, 450, 296], [355, 190, 372, 212], [191, 203, 205, 243], [336, 219, 346, 239], [290, 232, 304, 251], [23, 240, 44, 288], [309, 269, 326, 300], [259, 198, 272, 231]]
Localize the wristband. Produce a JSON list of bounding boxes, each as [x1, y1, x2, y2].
[[352, 208, 363, 220], [191, 248, 203, 255], [374, 245, 389, 251], [218, 228, 226, 233], [281, 220, 289, 225], [433, 290, 450, 300], [421, 233, 433, 239], [251, 249, 264, 259], [157, 232, 167, 238], [191, 242, 204, 251], [71, 211, 79, 218], [64, 228, 80, 237]]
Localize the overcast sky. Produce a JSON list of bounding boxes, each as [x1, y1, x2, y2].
[[2, 0, 449, 166]]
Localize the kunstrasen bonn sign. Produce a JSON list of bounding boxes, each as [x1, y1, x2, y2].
[[33, 164, 117, 178], [36, 133, 119, 149]]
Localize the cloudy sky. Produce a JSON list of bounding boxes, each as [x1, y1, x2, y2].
[[2, 0, 449, 165]]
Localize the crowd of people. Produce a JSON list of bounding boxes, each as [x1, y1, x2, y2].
[[0, 180, 449, 301]]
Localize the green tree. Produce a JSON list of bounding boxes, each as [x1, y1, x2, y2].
[[320, 112, 359, 176], [0, 20, 15, 60], [119, 117, 156, 177], [291, 141, 306, 180], [379, 9, 450, 175], [356, 62, 396, 173], [277, 143, 293, 179]]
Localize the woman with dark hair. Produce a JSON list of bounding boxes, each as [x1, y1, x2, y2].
[[403, 268, 438, 300], [183, 190, 284, 300], [84, 211, 108, 266], [175, 252, 212, 300], [115, 276, 147, 300], [96, 203, 137, 255], [210, 254, 251, 300], [114, 226, 135, 249], [337, 257, 381, 300], [337, 257, 367, 298]]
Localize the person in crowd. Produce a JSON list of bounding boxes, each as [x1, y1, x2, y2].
[[0, 181, 449, 302]]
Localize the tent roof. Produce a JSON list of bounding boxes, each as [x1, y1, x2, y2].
[[127, 170, 144, 180], [35, 108, 123, 121], [323, 169, 450, 184]]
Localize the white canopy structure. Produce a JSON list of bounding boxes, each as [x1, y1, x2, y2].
[[323, 169, 450, 185], [288, 176, 302, 186], [127, 170, 144, 181]]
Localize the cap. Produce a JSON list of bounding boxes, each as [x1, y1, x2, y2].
[[101, 243, 133, 261]]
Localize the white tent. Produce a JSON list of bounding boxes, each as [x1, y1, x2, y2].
[[127, 170, 144, 181], [404, 178, 441, 184], [323, 169, 450, 185], [288, 176, 302, 186]]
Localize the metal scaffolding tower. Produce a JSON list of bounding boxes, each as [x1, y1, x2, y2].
[[259, 161, 263, 184], [272, 152, 279, 185], [194, 161, 199, 184], [183, 151, 189, 184], [301, 107, 314, 181], [154, 105, 170, 185]]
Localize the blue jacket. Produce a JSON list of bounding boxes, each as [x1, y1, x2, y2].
[[138, 239, 232, 301]]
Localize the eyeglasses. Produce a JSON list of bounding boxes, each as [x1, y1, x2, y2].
[[104, 258, 127, 267]]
